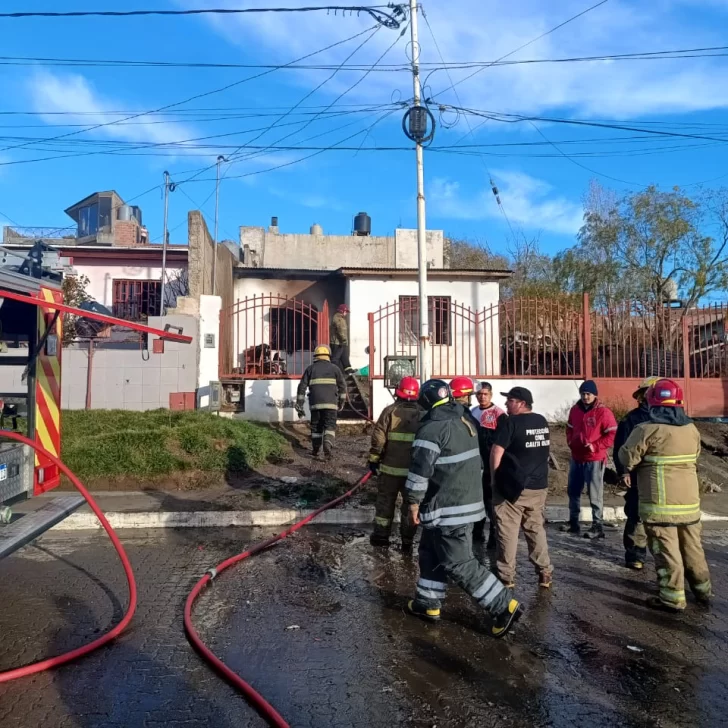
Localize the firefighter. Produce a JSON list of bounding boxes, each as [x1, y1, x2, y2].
[[405, 379, 523, 639], [330, 304, 355, 377], [368, 376, 422, 551], [296, 345, 346, 458], [619, 379, 712, 612], [613, 376, 659, 570], [471, 381, 506, 547]]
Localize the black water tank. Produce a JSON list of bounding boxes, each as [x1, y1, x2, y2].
[[353, 211, 371, 236]]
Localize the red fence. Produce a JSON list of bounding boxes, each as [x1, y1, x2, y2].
[[219, 294, 329, 378]]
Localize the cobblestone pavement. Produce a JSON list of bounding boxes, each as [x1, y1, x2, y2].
[[0, 524, 727, 728]]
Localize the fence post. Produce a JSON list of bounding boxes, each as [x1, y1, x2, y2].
[[319, 300, 330, 345], [582, 292, 592, 380], [475, 307, 482, 377], [681, 316, 691, 416]]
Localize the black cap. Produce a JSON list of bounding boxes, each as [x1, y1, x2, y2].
[[500, 386, 534, 406]]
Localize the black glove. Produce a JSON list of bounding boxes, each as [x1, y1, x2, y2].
[[368, 461, 380, 475], [295, 403, 305, 418]]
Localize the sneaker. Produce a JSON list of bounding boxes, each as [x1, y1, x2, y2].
[[583, 526, 606, 540], [407, 599, 441, 622], [538, 571, 553, 589], [646, 596, 685, 613], [491, 599, 524, 639], [559, 522, 580, 535], [626, 561, 644, 571]]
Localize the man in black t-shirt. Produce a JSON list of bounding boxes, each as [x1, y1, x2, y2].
[[490, 387, 553, 589]]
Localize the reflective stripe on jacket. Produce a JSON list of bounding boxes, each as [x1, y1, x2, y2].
[[296, 360, 346, 411], [618, 421, 702, 524], [405, 402, 485, 528], [369, 400, 422, 476]]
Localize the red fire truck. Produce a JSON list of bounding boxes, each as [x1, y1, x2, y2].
[[0, 242, 191, 556]]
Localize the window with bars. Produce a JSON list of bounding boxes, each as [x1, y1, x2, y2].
[[399, 296, 452, 346], [112, 279, 161, 321], [270, 305, 318, 354]]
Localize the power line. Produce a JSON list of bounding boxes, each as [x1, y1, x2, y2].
[[3, 44, 728, 70], [0, 25, 378, 157], [0, 5, 406, 28], [430, 0, 611, 99]]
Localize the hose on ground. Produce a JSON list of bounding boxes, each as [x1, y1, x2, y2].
[[184, 470, 373, 728], [0, 430, 137, 683]]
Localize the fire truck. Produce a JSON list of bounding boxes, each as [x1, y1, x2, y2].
[[0, 242, 191, 557]]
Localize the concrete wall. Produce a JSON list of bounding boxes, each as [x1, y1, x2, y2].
[[348, 278, 500, 375], [197, 295, 221, 409], [240, 227, 444, 270]]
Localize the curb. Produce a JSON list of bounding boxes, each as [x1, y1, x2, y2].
[[49, 505, 728, 530]]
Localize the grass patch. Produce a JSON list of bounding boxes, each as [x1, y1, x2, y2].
[[60, 410, 286, 480]]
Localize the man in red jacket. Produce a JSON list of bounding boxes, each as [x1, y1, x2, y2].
[[562, 380, 617, 540]]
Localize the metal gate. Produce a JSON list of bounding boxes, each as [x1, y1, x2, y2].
[[219, 294, 329, 378]]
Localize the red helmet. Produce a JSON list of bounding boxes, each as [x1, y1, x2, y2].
[[395, 376, 420, 401], [450, 376, 474, 398], [337, 304, 349, 314], [646, 378, 685, 408]]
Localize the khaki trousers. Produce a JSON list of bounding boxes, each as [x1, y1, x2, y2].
[[494, 488, 552, 584], [645, 522, 712, 609]]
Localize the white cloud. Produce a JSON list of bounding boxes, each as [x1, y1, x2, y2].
[[430, 170, 583, 235], [27, 70, 202, 155], [179, 0, 728, 118]]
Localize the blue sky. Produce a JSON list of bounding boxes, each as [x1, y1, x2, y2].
[[2, 0, 728, 258]]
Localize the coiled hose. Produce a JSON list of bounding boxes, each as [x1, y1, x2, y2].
[[184, 470, 373, 728], [0, 430, 137, 682]]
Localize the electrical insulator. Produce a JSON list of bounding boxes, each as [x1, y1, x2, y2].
[[491, 185, 499, 196]]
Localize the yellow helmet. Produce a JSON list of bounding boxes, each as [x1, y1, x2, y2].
[[633, 376, 659, 399], [314, 345, 331, 360]]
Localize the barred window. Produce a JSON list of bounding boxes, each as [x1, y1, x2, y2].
[[399, 295, 452, 345]]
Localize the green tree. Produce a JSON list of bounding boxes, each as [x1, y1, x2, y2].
[[61, 273, 91, 344]]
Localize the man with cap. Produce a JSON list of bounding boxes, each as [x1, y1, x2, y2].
[[330, 304, 355, 377], [613, 376, 659, 570], [471, 382, 506, 547], [405, 379, 523, 639], [490, 387, 553, 589], [563, 380, 618, 539]]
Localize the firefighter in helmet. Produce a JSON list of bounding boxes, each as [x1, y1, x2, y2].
[[296, 345, 346, 458], [330, 303, 355, 377], [613, 376, 659, 570], [619, 379, 712, 611], [368, 376, 422, 551], [405, 379, 523, 639]]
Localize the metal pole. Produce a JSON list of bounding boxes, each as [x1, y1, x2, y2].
[[212, 155, 227, 297], [409, 0, 429, 382], [160, 170, 170, 315]]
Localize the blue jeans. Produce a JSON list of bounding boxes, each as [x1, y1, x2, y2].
[[568, 460, 605, 527]]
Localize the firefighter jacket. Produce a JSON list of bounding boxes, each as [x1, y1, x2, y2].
[[330, 312, 349, 346], [618, 420, 702, 525], [405, 402, 485, 528], [567, 400, 618, 463], [369, 400, 422, 477], [296, 359, 346, 411], [613, 402, 651, 481]]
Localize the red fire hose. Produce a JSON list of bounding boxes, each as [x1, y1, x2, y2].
[[0, 430, 137, 682], [184, 470, 373, 728]]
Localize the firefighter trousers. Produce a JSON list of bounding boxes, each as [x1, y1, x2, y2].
[[413, 523, 510, 618], [623, 486, 647, 566], [331, 344, 354, 374], [645, 522, 712, 609], [372, 474, 417, 546], [310, 409, 337, 455], [473, 469, 496, 541]]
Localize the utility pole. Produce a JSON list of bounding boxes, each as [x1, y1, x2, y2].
[[159, 171, 172, 316], [408, 0, 429, 382], [212, 155, 227, 297]]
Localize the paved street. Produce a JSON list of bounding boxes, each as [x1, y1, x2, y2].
[[1, 524, 727, 728]]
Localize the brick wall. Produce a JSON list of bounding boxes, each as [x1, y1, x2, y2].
[[114, 220, 141, 247]]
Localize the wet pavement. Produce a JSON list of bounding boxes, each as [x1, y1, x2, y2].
[[0, 524, 727, 728]]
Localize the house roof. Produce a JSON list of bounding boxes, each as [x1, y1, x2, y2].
[[4, 243, 188, 262], [235, 266, 512, 281]]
